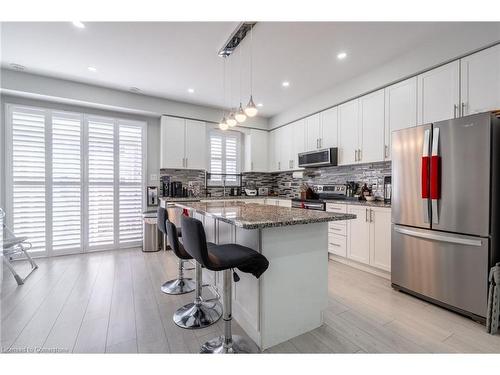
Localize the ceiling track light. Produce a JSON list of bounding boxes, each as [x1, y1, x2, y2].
[[218, 22, 257, 57]]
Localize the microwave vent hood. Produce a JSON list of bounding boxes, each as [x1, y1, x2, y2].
[[298, 148, 338, 168]]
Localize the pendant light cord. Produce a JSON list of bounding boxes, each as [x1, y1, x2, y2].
[[250, 25, 253, 96]]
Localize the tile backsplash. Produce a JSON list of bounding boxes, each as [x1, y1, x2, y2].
[[160, 161, 391, 198]]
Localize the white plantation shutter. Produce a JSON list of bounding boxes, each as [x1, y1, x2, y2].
[[6, 105, 145, 256], [208, 130, 241, 185], [10, 107, 47, 253], [119, 121, 143, 244], [52, 112, 82, 252], [87, 117, 115, 248]]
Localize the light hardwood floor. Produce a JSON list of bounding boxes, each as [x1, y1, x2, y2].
[[2, 248, 499, 353]]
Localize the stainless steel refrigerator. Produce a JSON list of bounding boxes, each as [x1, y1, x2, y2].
[[391, 111, 500, 322]]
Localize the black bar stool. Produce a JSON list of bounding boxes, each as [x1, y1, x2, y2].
[[161, 220, 196, 295], [158, 206, 195, 295], [181, 215, 269, 354]]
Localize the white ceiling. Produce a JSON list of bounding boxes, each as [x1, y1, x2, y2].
[[0, 22, 473, 117]]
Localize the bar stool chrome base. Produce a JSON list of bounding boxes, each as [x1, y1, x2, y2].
[[200, 335, 260, 354], [161, 278, 196, 295], [173, 301, 222, 329]]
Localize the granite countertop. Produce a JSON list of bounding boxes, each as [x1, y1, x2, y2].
[[160, 196, 284, 202], [174, 201, 356, 229], [322, 199, 391, 208]]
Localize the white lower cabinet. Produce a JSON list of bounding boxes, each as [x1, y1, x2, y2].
[[264, 198, 291, 207], [346, 205, 371, 264], [329, 203, 391, 274], [370, 207, 392, 272]]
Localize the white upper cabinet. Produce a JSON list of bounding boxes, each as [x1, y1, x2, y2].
[[268, 130, 277, 172], [291, 119, 306, 170], [417, 60, 460, 125], [338, 99, 360, 165], [359, 89, 385, 163], [460, 44, 500, 116], [305, 113, 321, 151], [160, 116, 206, 169], [184, 119, 206, 170], [160, 116, 186, 169], [320, 106, 338, 149], [244, 129, 268, 172], [279, 125, 294, 171], [384, 77, 418, 160]]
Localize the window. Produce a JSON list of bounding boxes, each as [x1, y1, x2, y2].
[[5, 104, 145, 257], [208, 129, 241, 185]]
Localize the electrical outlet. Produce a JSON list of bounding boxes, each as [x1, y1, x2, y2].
[[284, 182, 292, 188], [150, 174, 158, 181]]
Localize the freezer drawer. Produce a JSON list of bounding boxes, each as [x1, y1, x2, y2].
[[391, 225, 489, 318]]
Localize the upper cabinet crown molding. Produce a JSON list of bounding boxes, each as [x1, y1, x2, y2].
[[160, 115, 206, 170]]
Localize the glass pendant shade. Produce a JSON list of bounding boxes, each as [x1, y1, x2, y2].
[[244, 95, 258, 117], [235, 103, 247, 123], [227, 112, 237, 127], [219, 117, 229, 130]]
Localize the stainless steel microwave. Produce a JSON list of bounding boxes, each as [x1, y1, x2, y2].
[[298, 148, 338, 168]]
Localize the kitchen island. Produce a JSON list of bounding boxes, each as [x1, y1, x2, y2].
[[174, 200, 355, 350]]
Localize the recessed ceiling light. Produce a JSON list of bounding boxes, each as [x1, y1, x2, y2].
[[10, 63, 26, 71], [72, 21, 85, 29], [87, 66, 97, 72], [282, 81, 290, 87], [257, 103, 263, 107], [187, 88, 195, 94], [337, 52, 347, 60], [130, 87, 141, 93]]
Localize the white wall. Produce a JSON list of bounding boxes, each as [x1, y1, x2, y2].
[[270, 23, 500, 129], [0, 69, 269, 130]]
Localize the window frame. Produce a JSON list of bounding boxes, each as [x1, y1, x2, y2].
[[4, 103, 147, 258], [207, 128, 242, 186]]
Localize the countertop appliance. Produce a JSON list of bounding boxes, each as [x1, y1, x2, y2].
[[383, 176, 392, 204], [244, 188, 257, 196], [298, 148, 338, 168], [258, 187, 269, 196], [170, 181, 184, 198], [160, 175, 170, 197], [391, 111, 500, 322], [229, 187, 241, 196], [291, 198, 326, 211]]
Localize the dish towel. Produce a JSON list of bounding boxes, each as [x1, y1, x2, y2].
[[487, 262, 500, 335]]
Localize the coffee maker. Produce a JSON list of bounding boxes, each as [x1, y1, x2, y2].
[[160, 175, 170, 197], [383, 175, 392, 204]]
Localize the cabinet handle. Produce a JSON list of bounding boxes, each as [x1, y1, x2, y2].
[[185, 158, 188, 168], [319, 138, 322, 148], [278, 161, 281, 170], [461, 102, 466, 117], [330, 227, 342, 231], [384, 145, 389, 158], [454, 104, 458, 118], [365, 208, 368, 222], [370, 209, 374, 223], [354, 150, 358, 162], [330, 243, 341, 247], [251, 161, 254, 171], [358, 149, 362, 162]]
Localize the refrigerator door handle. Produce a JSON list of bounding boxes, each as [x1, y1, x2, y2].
[[431, 127, 441, 224], [394, 226, 483, 247], [421, 129, 431, 223]]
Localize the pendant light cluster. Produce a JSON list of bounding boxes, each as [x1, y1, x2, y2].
[[219, 24, 258, 130]]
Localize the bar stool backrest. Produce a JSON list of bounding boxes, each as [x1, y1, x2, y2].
[[166, 220, 190, 260], [181, 215, 210, 266], [157, 206, 167, 235]]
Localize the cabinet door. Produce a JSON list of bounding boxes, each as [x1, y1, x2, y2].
[[417, 61, 460, 125], [338, 99, 359, 165], [359, 89, 385, 163], [185, 119, 206, 170], [320, 106, 338, 149], [384, 77, 417, 160], [291, 119, 306, 170], [461, 44, 500, 116], [268, 130, 277, 172], [246, 129, 268, 172], [279, 125, 293, 171], [370, 207, 391, 272], [347, 205, 370, 265], [160, 116, 185, 169], [305, 113, 321, 151]]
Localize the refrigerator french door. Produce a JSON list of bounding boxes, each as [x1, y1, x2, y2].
[[391, 112, 500, 320]]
